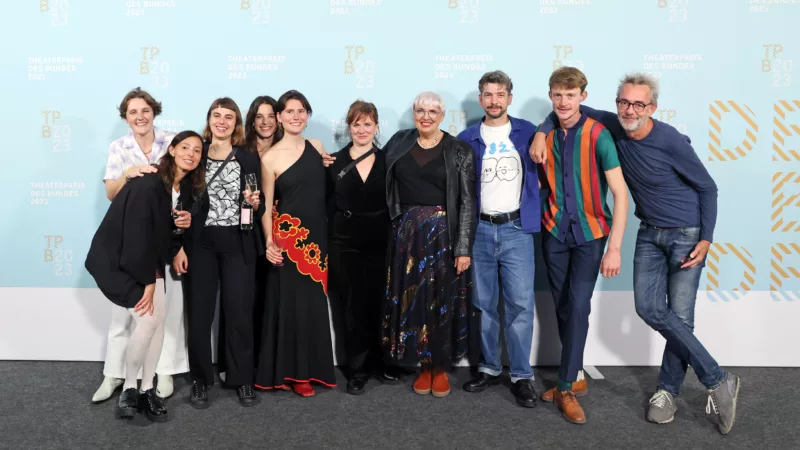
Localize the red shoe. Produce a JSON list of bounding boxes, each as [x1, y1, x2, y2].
[[413, 368, 432, 395], [292, 382, 315, 397]]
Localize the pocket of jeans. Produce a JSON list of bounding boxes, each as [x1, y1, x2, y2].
[[511, 218, 523, 231], [679, 227, 700, 237]]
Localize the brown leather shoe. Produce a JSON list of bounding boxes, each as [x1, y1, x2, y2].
[[413, 368, 432, 395], [554, 390, 586, 424], [542, 378, 587, 402], [431, 370, 450, 398]]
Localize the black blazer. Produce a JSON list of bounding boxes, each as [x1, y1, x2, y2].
[[184, 144, 265, 263], [85, 173, 173, 308], [384, 129, 477, 257]]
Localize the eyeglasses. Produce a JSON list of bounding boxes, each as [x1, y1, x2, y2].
[[414, 108, 441, 118], [616, 99, 652, 113]]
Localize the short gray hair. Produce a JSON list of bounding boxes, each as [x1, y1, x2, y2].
[[617, 72, 660, 104], [479, 70, 513, 94], [413, 91, 445, 112]]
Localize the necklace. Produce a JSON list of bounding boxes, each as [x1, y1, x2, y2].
[[417, 131, 442, 150]]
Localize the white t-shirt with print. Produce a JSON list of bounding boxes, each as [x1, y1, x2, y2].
[[480, 121, 522, 215]]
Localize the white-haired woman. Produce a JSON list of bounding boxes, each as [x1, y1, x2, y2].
[[381, 92, 477, 398]]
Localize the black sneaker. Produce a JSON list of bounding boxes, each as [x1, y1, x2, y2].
[[115, 388, 139, 419], [512, 379, 538, 408], [139, 388, 169, 423], [190, 381, 210, 409], [237, 384, 259, 407]]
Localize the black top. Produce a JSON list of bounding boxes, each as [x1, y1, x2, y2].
[[327, 144, 386, 214], [326, 144, 389, 250], [85, 173, 173, 308], [394, 141, 447, 206]]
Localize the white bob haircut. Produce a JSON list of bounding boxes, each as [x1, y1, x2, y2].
[[617, 72, 660, 104], [412, 91, 445, 112]]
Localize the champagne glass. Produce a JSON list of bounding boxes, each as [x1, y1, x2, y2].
[[172, 201, 184, 235], [245, 173, 258, 199]]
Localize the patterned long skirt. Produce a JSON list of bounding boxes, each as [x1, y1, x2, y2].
[[381, 205, 476, 370]]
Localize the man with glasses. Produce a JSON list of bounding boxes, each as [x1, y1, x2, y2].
[[530, 72, 741, 435], [457, 71, 540, 408], [533, 66, 628, 425]]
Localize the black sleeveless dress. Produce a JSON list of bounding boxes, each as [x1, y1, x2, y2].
[[255, 141, 337, 389]]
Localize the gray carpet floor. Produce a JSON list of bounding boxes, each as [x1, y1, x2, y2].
[[0, 362, 789, 449]]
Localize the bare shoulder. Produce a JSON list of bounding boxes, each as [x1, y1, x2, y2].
[[307, 138, 325, 155]]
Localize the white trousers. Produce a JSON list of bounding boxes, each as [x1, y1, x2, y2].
[[102, 271, 189, 378]]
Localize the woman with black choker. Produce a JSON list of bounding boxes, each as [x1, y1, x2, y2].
[[175, 97, 265, 408], [86, 130, 204, 422], [326, 100, 399, 395]]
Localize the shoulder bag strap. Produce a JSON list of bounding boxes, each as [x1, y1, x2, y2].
[[336, 147, 377, 181], [189, 147, 238, 215]]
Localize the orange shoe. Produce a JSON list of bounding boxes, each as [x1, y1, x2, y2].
[[413, 368, 432, 395], [554, 390, 586, 424], [431, 370, 450, 398], [542, 378, 587, 403], [292, 382, 315, 397]]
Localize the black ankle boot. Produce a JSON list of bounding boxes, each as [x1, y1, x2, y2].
[[115, 388, 139, 419], [190, 381, 210, 409], [237, 384, 259, 407], [140, 388, 169, 422]]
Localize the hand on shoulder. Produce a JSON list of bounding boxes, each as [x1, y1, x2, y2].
[[308, 138, 325, 155]]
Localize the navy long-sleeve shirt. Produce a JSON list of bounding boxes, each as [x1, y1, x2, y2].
[[538, 106, 718, 242]]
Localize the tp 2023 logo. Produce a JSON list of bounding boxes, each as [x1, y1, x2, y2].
[[448, 0, 478, 24], [43, 235, 72, 277], [657, 0, 688, 23], [40, 0, 68, 26], [41, 110, 70, 153], [344, 46, 374, 89], [241, 0, 271, 25], [140, 47, 169, 89], [552, 45, 583, 71], [762, 44, 791, 88], [447, 109, 468, 136], [656, 109, 687, 135]]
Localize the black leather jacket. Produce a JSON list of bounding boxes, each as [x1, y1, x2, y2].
[[384, 129, 477, 257]]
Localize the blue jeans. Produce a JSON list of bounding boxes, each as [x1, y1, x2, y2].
[[633, 224, 727, 396], [542, 229, 606, 383], [472, 218, 535, 382]]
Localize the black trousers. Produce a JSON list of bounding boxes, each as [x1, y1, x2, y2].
[[188, 237, 256, 387], [329, 241, 386, 379]]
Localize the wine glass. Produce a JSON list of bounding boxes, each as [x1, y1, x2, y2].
[[172, 201, 184, 235]]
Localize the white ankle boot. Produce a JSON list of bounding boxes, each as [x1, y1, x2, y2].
[[156, 374, 173, 399], [92, 376, 123, 403]]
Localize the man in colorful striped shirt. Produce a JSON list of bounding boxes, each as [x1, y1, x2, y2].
[[538, 67, 629, 425]]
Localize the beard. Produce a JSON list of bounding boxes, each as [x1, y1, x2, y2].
[[485, 105, 506, 119], [618, 114, 648, 132]]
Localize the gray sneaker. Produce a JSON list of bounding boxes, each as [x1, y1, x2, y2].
[[707, 373, 741, 435], [647, 389, 677, 424]]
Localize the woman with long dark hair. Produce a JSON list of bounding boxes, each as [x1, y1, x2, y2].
[[256, 90, 336, 397], [176, 97, 265, 408], [243, 95, 280, 363], [245, 95, 280, 159], [86, 130, 204, 422]]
